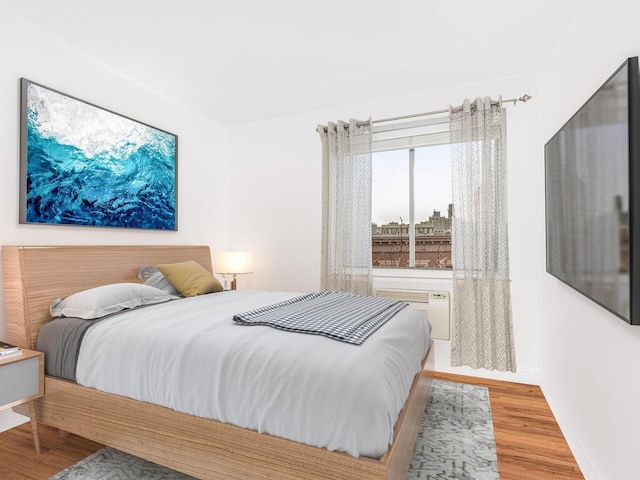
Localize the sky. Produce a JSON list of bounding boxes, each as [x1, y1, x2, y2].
[[371, 143, 452, 225]]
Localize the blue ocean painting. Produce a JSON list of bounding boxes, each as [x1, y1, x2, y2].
[[24, 82, 177, 230]]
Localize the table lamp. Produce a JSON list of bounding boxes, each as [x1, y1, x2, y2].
[[215, 251, 254, 290]]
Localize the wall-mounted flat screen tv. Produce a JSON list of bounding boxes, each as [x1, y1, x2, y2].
[[545, 56, 640, 325]]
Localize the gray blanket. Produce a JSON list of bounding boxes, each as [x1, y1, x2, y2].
[[37, 316, 103, 381]]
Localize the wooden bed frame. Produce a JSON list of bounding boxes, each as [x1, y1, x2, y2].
[[2, 245, 434, 480]]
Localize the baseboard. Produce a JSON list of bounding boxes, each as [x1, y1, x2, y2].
[[0, 409, 29, 433], [432, 348, 540, 385], [541, 388, 602, 480], [433, 360, 540, 385]]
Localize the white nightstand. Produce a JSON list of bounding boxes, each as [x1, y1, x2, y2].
[[0, 349, 44, 454]]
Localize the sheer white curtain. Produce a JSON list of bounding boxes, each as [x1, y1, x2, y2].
[[450, 98, 516, 372], [317, 119, 373, 295]]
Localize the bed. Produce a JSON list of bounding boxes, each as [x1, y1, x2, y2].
[[2, 245, 434, 480]]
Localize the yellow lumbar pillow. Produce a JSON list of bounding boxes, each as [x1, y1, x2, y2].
[[158, 260, 223, 297]]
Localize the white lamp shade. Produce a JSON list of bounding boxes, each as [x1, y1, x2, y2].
[[215, 251, 254, 274]]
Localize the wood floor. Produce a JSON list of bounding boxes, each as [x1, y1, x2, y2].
[[0, 373, 583, 480], [434, 372, 584, 480]]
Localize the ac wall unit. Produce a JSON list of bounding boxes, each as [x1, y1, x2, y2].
[[374, 289, 450, 340]]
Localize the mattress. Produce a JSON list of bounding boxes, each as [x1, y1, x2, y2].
[[43, 290, 431, 458]]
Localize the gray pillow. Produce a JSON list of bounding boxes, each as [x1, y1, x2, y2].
[[143, 271, 182, 296], [137, 266, 183, 296], [50, 283, 178, 320], [137, 266, 160, 281]]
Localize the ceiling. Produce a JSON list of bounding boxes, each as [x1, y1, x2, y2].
[[6, 0, 583, 126]]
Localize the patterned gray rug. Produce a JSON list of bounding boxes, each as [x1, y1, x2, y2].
[[410, 380, 499, 479], [50, 380, 499, 480]]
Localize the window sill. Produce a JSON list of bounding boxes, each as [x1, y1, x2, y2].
[[372, 268, 453, 280]]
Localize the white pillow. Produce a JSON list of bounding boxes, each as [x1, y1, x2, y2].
[[50, 283, 178, 320]]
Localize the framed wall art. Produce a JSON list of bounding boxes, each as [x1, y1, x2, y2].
[[19, 78, 178, 230]]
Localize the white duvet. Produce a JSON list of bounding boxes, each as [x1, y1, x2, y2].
[[76, 290, 431, 458]]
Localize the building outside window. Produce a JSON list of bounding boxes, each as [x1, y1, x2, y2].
[[371, 120, 452, 270]]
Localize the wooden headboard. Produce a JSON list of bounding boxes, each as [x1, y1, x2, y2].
[[2, 245, 212, 349]]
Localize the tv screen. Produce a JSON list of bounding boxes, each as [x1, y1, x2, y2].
[[545, 56, 640, 325]]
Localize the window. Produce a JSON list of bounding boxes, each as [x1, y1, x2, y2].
[[371, 118, 452, 270]]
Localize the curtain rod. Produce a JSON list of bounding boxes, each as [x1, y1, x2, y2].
[[319, 94, 532, 132], [370, 93, 532, 125]]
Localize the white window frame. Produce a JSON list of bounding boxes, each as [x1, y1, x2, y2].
[[371, 114, 453, 280]]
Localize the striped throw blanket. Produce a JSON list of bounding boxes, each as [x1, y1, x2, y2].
[[233, 291, 407, 345]]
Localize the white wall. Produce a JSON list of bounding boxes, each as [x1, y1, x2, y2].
[[538, 1, 640, 478], [226, 74, 542, 385], [9, 2, 637, 476], [0, 7, 228, 340]]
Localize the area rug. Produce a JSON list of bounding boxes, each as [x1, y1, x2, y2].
[[50, 380, 499, 480], [409, 380, 499, 479]]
